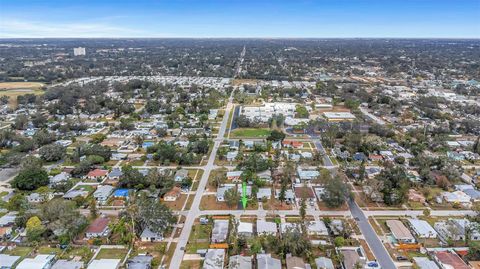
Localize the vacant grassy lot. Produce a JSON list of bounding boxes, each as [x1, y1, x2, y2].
[[0, 88, 44, 108], [0, 82, 45, 89], [95, 248, 128, 260], [4, 246, 33, 257], [230, 128, 271, 138]]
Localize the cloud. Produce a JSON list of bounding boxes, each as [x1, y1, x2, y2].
[[0, 18, 153, 38]]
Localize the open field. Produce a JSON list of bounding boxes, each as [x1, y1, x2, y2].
[[95, 247, 128, 259], [0, 82, 45, 89], [0, 87, 45, 108], [232, 79, 258, 86], [230, 128, 271, 138]]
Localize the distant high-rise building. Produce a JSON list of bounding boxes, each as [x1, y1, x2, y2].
[[73, 47, 86, 56]]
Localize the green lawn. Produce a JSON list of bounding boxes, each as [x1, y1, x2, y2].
[[186, 224, 212, 254], [37, 246, 63, 255], [230, 128, 271, 138], [4, 246, 33, 257], [95, 248, 128, 260]]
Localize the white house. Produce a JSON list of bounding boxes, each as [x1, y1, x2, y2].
[[238, 222, 253, 237], [87, 259, 121, 269], [140, 227, 163, 242], [407, 219, 438, 239], [256, 220, 277, 235], [93, 185, 114, 204], [16, 254, 55, 269], [307, 221, 329, 236]]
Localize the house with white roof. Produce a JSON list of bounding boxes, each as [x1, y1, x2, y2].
[[93, 185, 114, 204], [442, 191, 472, 207], [307, 220, 329, 236], [211, 220, 229, 243], [0, 254, 21, 269], [407, 219, 437, 238], [87, 259, 121, 269], [256, 188, 271, 201], [238, 222, 253, 237], [256, 220, 277, 235], [16, 254, 55, 269]]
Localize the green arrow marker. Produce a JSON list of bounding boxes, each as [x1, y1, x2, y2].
[[241, 182, 247, 209]]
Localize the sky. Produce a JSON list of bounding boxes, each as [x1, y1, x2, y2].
[[0, 0, 479, 38]]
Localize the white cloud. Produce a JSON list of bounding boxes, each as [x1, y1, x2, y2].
[[0, 19, 153, 38]]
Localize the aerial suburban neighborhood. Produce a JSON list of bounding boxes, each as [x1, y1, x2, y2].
[[0, 2, 480, 269]]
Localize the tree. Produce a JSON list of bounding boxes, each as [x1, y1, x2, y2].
[[279, 183, 287, 205], [267, 130, 286, 141], [376, 165, 409, 206], [334, 236, 346, 247], [33, 129, 55, 146], [31, 113, 47, 128], [26, 216, 45, 242], [278, 227, 312, 258], [299, 199, 306, 221], [12, 168, 49, 191], [39, 144, 66, 162], [41, 199, 87, 242], [90, 199, 98, 218], [321, 176, 350, 208], [12, 114, 28, 130], [224, 188, 240, 208], [133, 196, 176, 236], [467, 241, 480, 260]]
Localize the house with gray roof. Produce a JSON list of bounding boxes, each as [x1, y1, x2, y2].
[[315, 257, 334, 269], [228, 255, 252, 269], [51, 260, 84, 269], [203, 249, 225, 269], [211, 220, 229, 243], [127, 254, 153, 269], [257, 254, 281, 269], [93, 185, 114, 204]]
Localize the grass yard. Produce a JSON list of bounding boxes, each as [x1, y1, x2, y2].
[[37, 246, 63, 255], [181, 260, 203, 269], [230, 128, 271, 138], [186, 223, 212, 254], [95, 248, 128, 260], [59, 246, 93, 261], [4, 246, 33, 257]]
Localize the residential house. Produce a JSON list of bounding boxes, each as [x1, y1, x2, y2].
[[85, 217, 111, 239], [434, 219, 480, 242], [257, 170, 272, 182], [329, 220, 344, 236], [407, 219, 437, 239], [16, 255, 55, 269], [27, 192, 53, 203], [283, 140, 304, 149], [307, 220, 329, 236], [127, 254, 153, 269], [140, 227, 163, 242], [0, 254, 21, 269], [286, 255, 307, 269], [86, 169, 108, 180], [238, 222, 253, 237], [203, 249, 225, 269], [51, 260, 84, 269], [256, 188, 271, 201], [226, 171, 242, 182], [228, 255, 252, 269], [216, 184, 235, 202], [297, 168, 320, 181], [93, 185, 114, 204], [108, 169, 123, 180], [315, 257, 334, 269], [256, 220, 277, 235], [432, 251, 469, 269], [257, 254, 281, 269], [63, 189, 89, 200], [49, 172, 70, 185], [412, 257, 439, 269], [226, 151, 238, 162], [275, 189, 295, 203], [164, 187, 181, 202], [442, 191, 472, 207], [0, 212, 17, 227], [87, 259, 121, 269], [174, 169, 189, 182], [211, 220, 229, 243], [338, 247, 367, 269], [386, 220, 416, 243]]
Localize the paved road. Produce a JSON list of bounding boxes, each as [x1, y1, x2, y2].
[[348, 199, 396, 269], [169, 91, 235, 269], [310, 134, 335, 167]]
